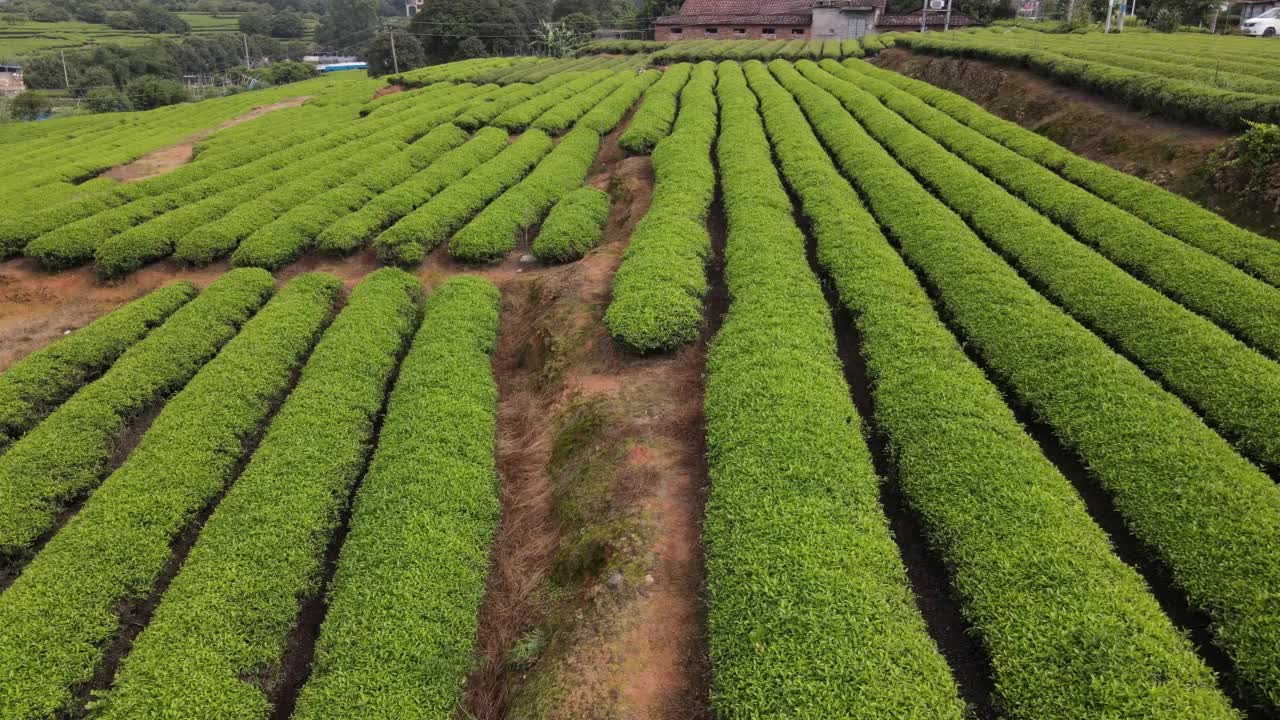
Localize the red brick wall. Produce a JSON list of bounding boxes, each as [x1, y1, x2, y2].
[[655, 24, 810, 40]]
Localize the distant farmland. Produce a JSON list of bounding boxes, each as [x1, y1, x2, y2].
[[0, 14, 316, 60]]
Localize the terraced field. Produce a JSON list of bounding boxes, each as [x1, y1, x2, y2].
[[1, 50, 1279, 720], [893, 27, 1280, 126]]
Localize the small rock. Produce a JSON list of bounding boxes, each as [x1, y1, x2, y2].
[[518, 253, 536, 264], [644, 574, 655, 586], [63, 330, 72, 335], [607, 571, 624, 588]]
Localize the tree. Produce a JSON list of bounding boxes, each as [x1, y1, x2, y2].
[[75, 4, 109, 24], [533, 19, 580, 57], [72, 65, 115, 97], [457, 35, 486, 58], [363, 29, 426, 76], [315, 0, 380, 46], [270, 10, 304, 37], [10, 91, 52, 121], [239, 11, 273, 34], [257, 59, 318, 82], [559, 11, 599, 33], [85, 87, 132, 112], [132, 4, 190, 33], [409, 0, 544, 62], [124, 74, 187, 109], [29, 4, 70, 22]]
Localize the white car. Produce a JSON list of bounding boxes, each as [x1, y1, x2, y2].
[[1242, 8, 1280, 36]]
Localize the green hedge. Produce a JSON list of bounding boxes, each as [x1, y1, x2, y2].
[[894, 33, 1280, 127], [807, 60, 1280, 471], [771, 58, 1280, 710], [449, 126, 601, 262], [840, 58, 1280, 287], [754, 59, 1237, 720], [88, 84, 490, 274], [375, 130, 554, 265], [0, 282, 195, 450], [315, 127, 509, 256], [93, 269, 420, 720], [26, 85, 466, 272], [231, 124, 469, 270], [0, 272, 340, 720], [0, 268, 275, 556], [453, 81, 539, 129], [533, 186, 610, 262], [705, 61, 966, 720], [531, 71, 633, 135], [578, 69, 662, 134], [291, 276, 500, 720], [840, 38, 865, 58], [619, 63, 693, 154], [492, 71, 613, 131], [605, 61, 717, 352]]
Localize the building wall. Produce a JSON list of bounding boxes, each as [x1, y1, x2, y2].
[[656, 24, 811, 40], [810, 6, 878, 38], [0, 71, 24, 97]]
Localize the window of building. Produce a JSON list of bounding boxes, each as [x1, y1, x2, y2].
[[671, 26, 683, 34], [733, 27, 746, 36], [762, 27, 776, 36], [791, 28, 805, 35], [705, 27, 718, 34]]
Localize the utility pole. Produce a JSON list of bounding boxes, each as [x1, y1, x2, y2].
[[1105, 0, 1116, 31], [1118, 0, 1126, 29], [242, 33, 251, 71], [389, 31, 400, 74], [921, 0, 928, 32], [59, 51, 69, 89], [944, 0, 953, 30]]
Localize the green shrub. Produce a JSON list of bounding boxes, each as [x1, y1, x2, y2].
[[705, 61, 967, 720], [772, 57, 1280, 710], [92, 270, 419, 720], [449, 127, 600, 262], [291, 276, 500, 720], [816, 59, 1280, 471], [315, 127, 509, 256], [577, 69, 661, 134], [619, 63, 693, 154], [756, 60, 1238, 718], [0, 272, 339, 720], [533, 186, 610, 262], [0, 283, 195, 449], [375, 130, 554, 265], [839, 58, 1280, 287], [0, 268, 275, 556], [605, 62, 717, 352]]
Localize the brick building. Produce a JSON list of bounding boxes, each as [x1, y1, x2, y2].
[[653, 0, 975, 39], [0, 64, 24, 97], [655, 0, 886, 40]]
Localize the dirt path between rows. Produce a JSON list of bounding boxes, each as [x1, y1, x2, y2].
[[99, 97, 313, 184]]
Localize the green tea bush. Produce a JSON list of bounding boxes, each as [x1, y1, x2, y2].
[[773, 58, 1280, 709], [605, 62, 716, 352], [291, 276, 500, 720], [0, 268, 275, 556], [375, 130, 554, 265], [449, 127, 600, 262], [619, 63, 693, 154], [93, 269, 419, 720], [0, 283, 195, 449], [705, 61, 967, 720], [0, 272, 339, 720], [533, 186, 610, 262], [757, 60, 1238, 720]]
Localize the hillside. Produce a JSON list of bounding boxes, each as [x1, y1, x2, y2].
[[1, 50, 1279, 720]]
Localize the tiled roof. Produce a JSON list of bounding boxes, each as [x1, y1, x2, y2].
[[656, 12, 811, 24], [878, 11, 978, 25], [677, 0, 814, 15]]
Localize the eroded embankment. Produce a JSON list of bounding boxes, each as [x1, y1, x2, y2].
[[461, 123, 715, 720]]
